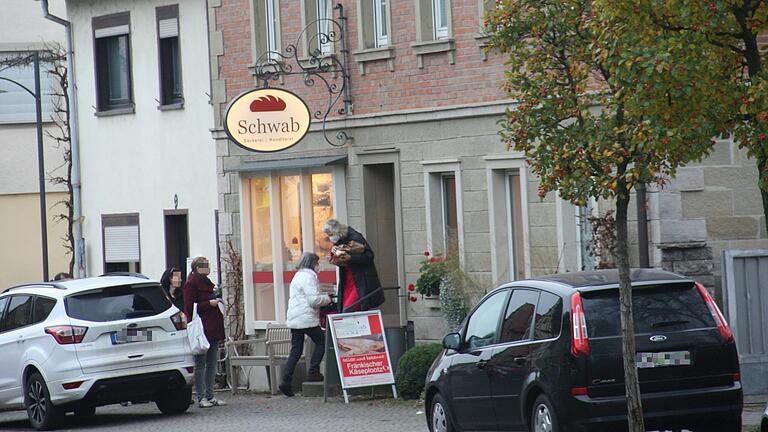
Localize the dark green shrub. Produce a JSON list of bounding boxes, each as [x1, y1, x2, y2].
[[395, 343, 443, 400]]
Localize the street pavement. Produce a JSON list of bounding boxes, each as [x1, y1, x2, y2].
[[0, 392, 762, 431]]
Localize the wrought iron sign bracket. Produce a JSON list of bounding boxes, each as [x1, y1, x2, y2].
[[253, 3, 353, 147]]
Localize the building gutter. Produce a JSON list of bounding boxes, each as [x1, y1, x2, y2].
[[40, 0, 84, 278]]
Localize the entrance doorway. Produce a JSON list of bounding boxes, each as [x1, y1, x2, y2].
[[362, 162, 403, 327], [164, 211, 189, 283]]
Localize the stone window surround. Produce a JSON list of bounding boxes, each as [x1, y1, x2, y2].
[[422, 159, 465, 267], [238, 165, 347, 330], [412, 0, 455, 68], [484, 154, 531, 283]]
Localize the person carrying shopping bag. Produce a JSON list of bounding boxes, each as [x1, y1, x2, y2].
[[279, 252, 332, 397], [183, 256, 227, 408]]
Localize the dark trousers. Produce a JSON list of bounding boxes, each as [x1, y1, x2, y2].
[[281, 326, 325, 385]]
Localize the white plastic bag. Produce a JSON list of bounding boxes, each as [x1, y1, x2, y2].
[[187, 303, 210, 355]]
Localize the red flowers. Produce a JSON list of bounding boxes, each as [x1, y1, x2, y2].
[[407, 283, 415, 292], [409, 296, 418, 303], [423, 251, 430, 257], [759, 133, 767, 141]]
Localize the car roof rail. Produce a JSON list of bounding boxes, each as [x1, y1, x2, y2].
[[99, 272, 150, 280], [4, 282, 67, 292]]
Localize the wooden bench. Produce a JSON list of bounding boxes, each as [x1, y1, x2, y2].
[[226, 323, 309, 395]]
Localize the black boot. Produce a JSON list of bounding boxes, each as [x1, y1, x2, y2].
[[278, 382, 294, 397]]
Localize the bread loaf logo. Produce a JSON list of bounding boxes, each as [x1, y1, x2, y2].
[[224, 88, 311, 152]]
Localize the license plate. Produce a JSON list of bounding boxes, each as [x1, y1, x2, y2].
[[636, 351, 691, 369], [112, 328, 153, 345]]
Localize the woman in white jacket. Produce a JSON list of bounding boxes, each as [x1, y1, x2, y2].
[[279, 252, 332, 397]]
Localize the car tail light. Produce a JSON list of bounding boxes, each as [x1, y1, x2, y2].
[[45, 325, 88, 344], [571, 292, 590, 356], [185, 367, 194, 374], [570, 387, 588, 396], [732, 373, 741, 382], [171, 311, 187, 330], [695, 282, 733, 343], [62, 381, 83, 390]]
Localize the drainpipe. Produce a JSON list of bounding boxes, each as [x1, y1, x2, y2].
[[40, 0, 84, 278]]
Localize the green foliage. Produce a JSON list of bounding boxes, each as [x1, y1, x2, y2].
[[415, 252, 449, 296], [394, 343, 443, 400], [485, 0, 726, 205]]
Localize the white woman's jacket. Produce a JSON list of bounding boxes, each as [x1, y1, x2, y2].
[[286, 268, 332, 329]]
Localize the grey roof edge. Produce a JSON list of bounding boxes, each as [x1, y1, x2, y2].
[[225, 154, 348, 174]]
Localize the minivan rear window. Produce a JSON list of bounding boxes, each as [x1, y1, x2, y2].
[[66, 284, 171, 322], [582, 284, 716, 338]]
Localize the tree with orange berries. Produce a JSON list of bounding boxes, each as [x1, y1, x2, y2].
[[486, 1, 732, 430]]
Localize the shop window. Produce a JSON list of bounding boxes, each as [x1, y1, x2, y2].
[[252, 0, 280, 61], [246, 170, 339, 326], [250, 177, 275, 321], [157, 5, 183, 107], [102, 214, 141, 274], [93, 12, 133, 112]]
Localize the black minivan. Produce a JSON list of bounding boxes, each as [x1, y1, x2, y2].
[[424, 269, 743, 432]]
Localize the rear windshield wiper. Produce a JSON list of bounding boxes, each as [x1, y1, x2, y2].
[[651, 319, 691, 328]]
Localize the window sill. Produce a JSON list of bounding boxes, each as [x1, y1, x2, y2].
[[94, 106, 135, 117], [158, 101, 184, 111], [411, 39, 455, 68], [352, 47, 395, 75], [475, 34, 491, 61]]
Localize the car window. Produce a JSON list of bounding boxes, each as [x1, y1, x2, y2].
[[1, 296, 34, 332], [582, 284, 716, 338], [464, 290, 508, 351], [32, 297, 57, 324], [66, 284, 171, 322], [0, 297, 8, 332], [534, 291, 563, 340], [500, 289, 539, 343]]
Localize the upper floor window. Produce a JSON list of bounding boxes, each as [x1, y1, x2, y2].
[[252, 0, 280, 61], [432, 0, 449, 39], [157, 5, 183, 107], [0, 52, 55, 124], [302, 0, 333, 57], [373, 0, 389, 47], [93, 12, 133, 112]]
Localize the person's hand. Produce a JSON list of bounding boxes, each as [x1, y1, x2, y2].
[[209, 299, 219, 307], [336, 252, 351, 265]]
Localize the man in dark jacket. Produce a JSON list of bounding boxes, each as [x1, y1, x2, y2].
[[323, 219, 385, 312]]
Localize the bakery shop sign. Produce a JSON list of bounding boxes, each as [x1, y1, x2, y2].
[[224, 88, 311, 153]]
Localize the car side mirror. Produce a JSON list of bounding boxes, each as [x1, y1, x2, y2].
[[442, 333, 461, 351]]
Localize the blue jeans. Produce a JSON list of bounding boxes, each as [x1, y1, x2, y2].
[[194, 340, 219, 402]]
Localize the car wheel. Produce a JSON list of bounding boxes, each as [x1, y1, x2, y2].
[[24, 372, 64, 431], [531, 394, 559, 432], [430, 394, 456, 432], [73, 406, 96, 417], [155, 386, 192, 415]]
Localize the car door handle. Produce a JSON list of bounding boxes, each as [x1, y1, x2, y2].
[[513, 357, 527, 365], [17, 336, 25, 344], [477, 360, 488, 369]]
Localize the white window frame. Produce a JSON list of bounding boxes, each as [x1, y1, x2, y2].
[[316, 0, 332, 55], [265, 0, 278, 58], [373, 0, 389, 47], [240, 166, 347, 333], [422, 159, 464, 265], [431, 0, 449, 39], [485, 154, 531, 284]]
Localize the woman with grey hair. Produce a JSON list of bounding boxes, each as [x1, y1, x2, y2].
[[323, 218, 384, 313], [279, 252, 332, 397]]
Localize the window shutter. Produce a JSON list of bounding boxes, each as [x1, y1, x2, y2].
[[159, 18, 179, 38], [95, 24, 130, 39], [104, 225, 140, 262]]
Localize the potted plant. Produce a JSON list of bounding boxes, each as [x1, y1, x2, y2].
[[414, 251, 448, 298]]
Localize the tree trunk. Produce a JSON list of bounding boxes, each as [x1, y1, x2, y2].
[[615, 188, 645, 432]]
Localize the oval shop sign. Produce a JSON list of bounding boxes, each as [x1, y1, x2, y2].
[[224, 88, 311, 153]]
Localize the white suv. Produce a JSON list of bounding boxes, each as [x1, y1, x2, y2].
[[0, 276, 194, 430]]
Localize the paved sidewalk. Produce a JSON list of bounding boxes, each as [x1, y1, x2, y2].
[[0, 393, 427, 432]]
